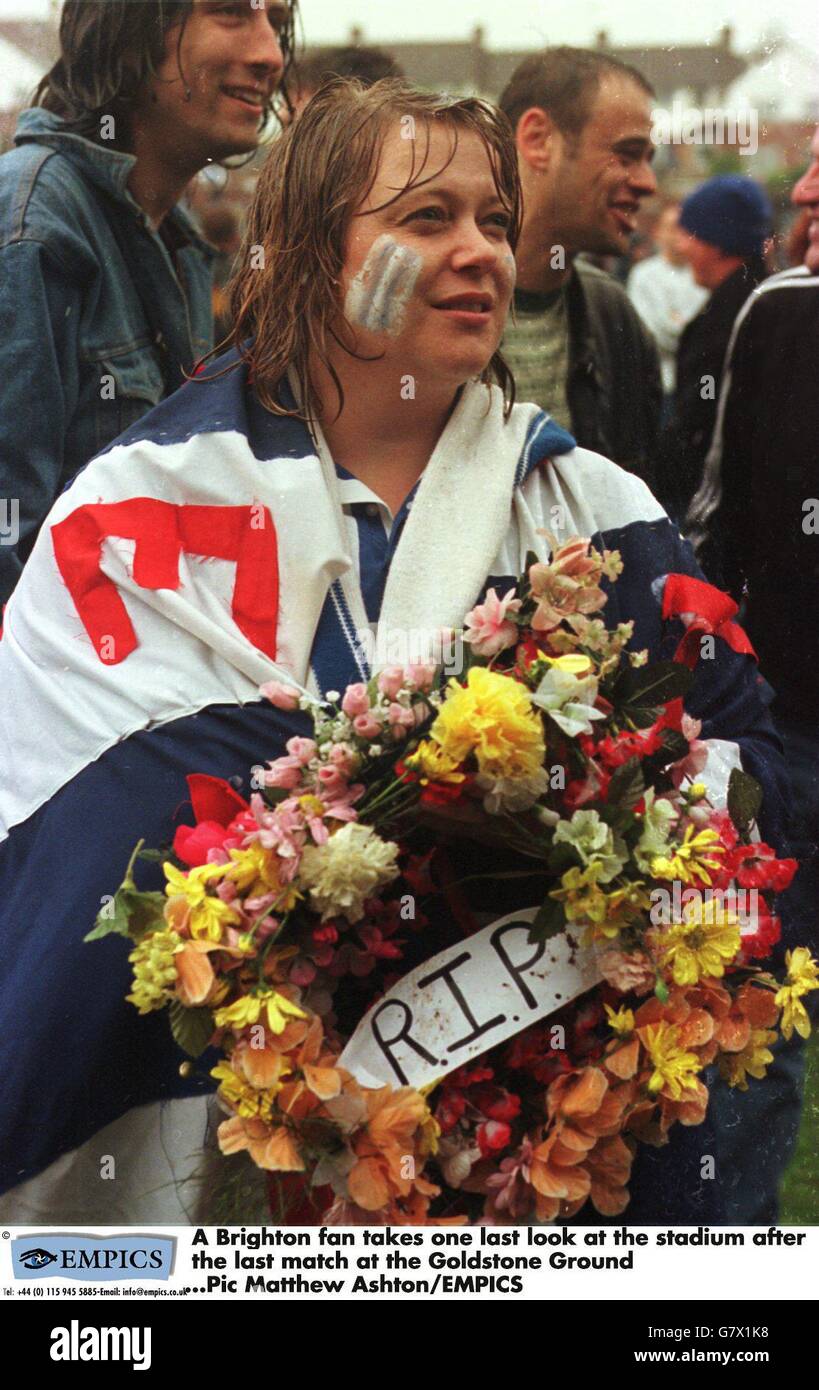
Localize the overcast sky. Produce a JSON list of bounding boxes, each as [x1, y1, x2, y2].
[[1, 0, 818, 65]]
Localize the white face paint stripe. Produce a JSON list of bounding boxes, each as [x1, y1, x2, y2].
[[344, 234, 423, 337]]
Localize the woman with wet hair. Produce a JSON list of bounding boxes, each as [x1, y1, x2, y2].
[[0, 79, 794, 1227]]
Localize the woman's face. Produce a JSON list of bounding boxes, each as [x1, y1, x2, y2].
[[339, 122, 517, 389]]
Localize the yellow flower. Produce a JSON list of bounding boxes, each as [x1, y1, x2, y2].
[[775, 948, 819, 1040], [225, 843, 299, 910], [214, 989, 307, 1037], [163, 860, 240, 941], [605, 1004, 635, 1036], [405, 740, 467, 786], [211, 1061, 289, 1123], [550, 867, 648, 942], [640, 1021, 702, 1100], [657, 896, 741, 986], [418, 1102, 441, 1159], [126, 928, 181, 1015], [430, 667, 545, 783], [650, 824, 725, 887], [536, 651, 593, 676], [718, 1029, 778, 1091]]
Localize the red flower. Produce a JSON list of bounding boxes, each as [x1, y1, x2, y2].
[[420, 780, 468, 807], [403, 850, 437, 896], [312, 923, 339, 945], [173, 819, 237, 867], [436, 1090, 466, 1134], [589, 723, 665, 770], [731, 844, 798, 893], [472, 1086, 522, 1123], [476, 1119, 512, 1157], [738, 899, 782, 961]]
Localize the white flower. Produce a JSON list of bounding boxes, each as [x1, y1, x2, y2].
[[475, 766, 550, 815], [531, 666, 605, 738], [298, 822, 400, 923], [553, 808, 626, 883], [634, 787, 678, 874]]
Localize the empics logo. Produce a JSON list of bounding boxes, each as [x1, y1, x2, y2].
[[50, 1321, 151, 1371], [18, 1248, 59, 1270], [12, 1233, 174, 1281]]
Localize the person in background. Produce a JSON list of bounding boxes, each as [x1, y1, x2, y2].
[[0, 0, 294, 606], [282, 44, 404, 123], [628, 201, 707, 414], [684, 140, 819, 1223], [655, 175, 771, 522], [200, 203, 243, 345], [497, 46, 662, 487]]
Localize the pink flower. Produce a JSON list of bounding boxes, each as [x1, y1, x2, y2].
[[317, 764, 347, 797], [596, 947, 656, 995], [262, 756, 303, 790], [285, 736, 317, 765], [377, 666, 406, 700], [407, 662, 435, 692], [670, 738, 709, 789], [463, 586, 521, 657], [388, 702, 416, 735], [353, 712, 382, 739], [259, 679, 300, 710], [328, 743, 358, 777], [341, 683, 371, 718]]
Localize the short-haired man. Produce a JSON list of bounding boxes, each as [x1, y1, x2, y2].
[[498, 47, 662, 485], [0, 0, 295, 605]]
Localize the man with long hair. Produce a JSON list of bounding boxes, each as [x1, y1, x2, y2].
[[0, 0, 296, 605]]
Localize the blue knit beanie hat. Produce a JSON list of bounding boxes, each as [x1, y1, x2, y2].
[[679, 175, 772, 257]]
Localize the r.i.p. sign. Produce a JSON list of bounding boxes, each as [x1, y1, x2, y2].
[[339, 908, 602, 1090]]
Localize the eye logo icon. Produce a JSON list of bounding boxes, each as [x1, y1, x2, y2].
[[19, 1248, 58, 1270]]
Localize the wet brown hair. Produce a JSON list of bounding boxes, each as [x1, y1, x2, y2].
[[226, 77, 522, 423], [34, 0, 299, 142]]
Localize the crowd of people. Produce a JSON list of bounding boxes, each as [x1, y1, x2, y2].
[[0, 1, 816, 1229]]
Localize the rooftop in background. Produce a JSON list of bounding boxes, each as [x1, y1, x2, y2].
[[321, 24, 755, 103]]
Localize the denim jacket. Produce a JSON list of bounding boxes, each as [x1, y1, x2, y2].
[[0, 109, 215, 603]]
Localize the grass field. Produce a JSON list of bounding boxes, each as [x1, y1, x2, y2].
[[780, 1029, 819, 1223]]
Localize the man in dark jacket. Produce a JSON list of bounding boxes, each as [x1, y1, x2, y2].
[[656, 175, 771, 521], [685, 135, 819, 1224], [498, 47, 662, 487], [0, 0, 294, 605]]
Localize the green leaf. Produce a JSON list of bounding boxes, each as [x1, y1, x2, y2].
[[607, 756, 645, 811], [727, 768, 763, 834], [614, 660, 693, 710], [654, 978, 669, 1004], [135, 846, 166, 864], [526, 897, 566, 945], [84, 886, 166, 943], [659, 728, 690, 763], [169, 999, 215, 1059]]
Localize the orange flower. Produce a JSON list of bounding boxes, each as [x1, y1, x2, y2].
[[217, 1115, 305, 1172], [347, 1086, 430, 1212], [275, 1017, 344, 1118], [530, 1126, 592, 1221], [175, 940, 218, 1007]]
